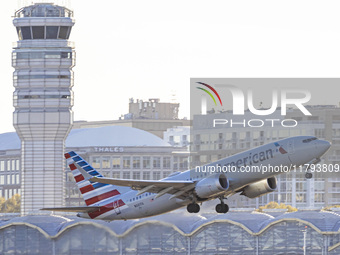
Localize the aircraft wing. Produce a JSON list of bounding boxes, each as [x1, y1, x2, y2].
[[41, 206, 101, 213], [91, 176, 195, 199], [76, 165, 195, 199], [91, 176, 193, 189]]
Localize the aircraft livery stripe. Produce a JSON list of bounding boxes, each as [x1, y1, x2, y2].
[[69, 163, 77, 171], [64, 153, 71, 159], [85, 190, 120, 206], [80, 184, 95, 194], [88, 199, 125, 219], [75, 174, 85, 182], [82, 185, 114, 200]]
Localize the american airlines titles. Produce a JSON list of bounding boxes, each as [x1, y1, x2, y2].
[[196, 148, 274, 173]]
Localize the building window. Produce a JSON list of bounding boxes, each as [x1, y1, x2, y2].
[[0, 175, 4, 185], [32, 26, 45, 39], [112, 157, 121, 169], [133, 157, 141, 169], [16, 160, 20, 171], [7, 161, 11, 171], [46, 26, 59, 39], [17, 26, 72, 40], [58, 26, 71, 39], [102, 171, 110, 178], [112, 172, 120, 178], [173, 157, 178, 170], [143, 157, 151, 169], [92, 157, 100, 169], [133, 172, 141, 180], [0, 161, 4, 171], [123, 172, 131, 179], [163, 171, 171, 178], [102, 157, 110, 169], [21, 26, 32, 40], [179, 157, 188, 170], [163, 157, 171, 169], [153, 171, 161, 180], [7, 175, 11, 185], [123, 157, 131, 169], [153, 157, 161, 169], [143, 172, 150, 180]]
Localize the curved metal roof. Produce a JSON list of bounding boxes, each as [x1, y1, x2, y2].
[[1, 210, 340, 239], [0, 126, 170, 151]]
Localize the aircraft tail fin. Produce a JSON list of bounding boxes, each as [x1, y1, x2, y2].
[[64, 151, 127, 206]]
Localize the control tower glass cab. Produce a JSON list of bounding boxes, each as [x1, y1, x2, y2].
[[12, 3, 75, 215]]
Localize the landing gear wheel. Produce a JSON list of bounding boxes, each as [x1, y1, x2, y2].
[[187, 203, 200, 213], [305, 172, 313, 179], [216, 204, 223, 213], [216, 203, 229, 213]]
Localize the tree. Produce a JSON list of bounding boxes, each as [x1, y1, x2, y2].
[[323, 204, 340, 211], [0, 194, 21, 213], [256, 201, 297, 212]]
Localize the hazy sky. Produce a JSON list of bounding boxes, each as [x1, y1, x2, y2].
[[1, 0, 340, 134]]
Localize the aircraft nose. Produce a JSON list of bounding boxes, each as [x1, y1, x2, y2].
[[316, 140, 331, 156]]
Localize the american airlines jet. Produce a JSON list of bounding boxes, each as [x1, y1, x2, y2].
[[42, 136, 330, 220]]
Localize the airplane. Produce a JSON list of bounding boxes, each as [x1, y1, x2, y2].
[[42, 136, 330, 220]]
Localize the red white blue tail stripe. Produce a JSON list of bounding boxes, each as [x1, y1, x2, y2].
[[64, 151, 126, 218]]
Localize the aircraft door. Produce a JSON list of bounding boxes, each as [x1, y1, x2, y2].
[[287, 139, 294, 154]]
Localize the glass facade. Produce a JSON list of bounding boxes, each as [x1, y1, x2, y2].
[[16, 26, 72, 40], [0, 211, 338, 255], [0, 158, 21, 199]]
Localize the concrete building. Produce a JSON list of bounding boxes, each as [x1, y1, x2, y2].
[[164, 126, 191, 147], [12, 3, 75, 214], [128, 98, 179, 120], [164, 106, 340, 209]]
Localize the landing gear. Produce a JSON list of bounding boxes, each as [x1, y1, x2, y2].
[[305, 172, 313, 179], [187, 203, 200, 213], [216, 196, 229, 213], [216, 203, 229, 213]]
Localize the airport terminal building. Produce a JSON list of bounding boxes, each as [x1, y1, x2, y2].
[[0, 209, 340, 254], [0, 125, 189, 206]]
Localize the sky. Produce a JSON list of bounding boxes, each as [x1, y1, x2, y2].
[[1, 0, 340, 134]]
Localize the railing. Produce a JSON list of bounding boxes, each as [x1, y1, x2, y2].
[[14, 4, 73, 18], [13, 40, 75, 48]]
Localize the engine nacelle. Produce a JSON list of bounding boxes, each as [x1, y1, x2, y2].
[[241, 177, 277, 199], [195, 173, 229, 198]]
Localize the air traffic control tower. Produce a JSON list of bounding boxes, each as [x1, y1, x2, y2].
[[12, 3, 75, 214]]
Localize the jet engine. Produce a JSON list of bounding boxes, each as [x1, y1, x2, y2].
[[195, 173, 229, 198], [241, 177, 277, 199]]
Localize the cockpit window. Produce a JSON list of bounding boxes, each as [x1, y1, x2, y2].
[[302, 137, 318, 143]]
